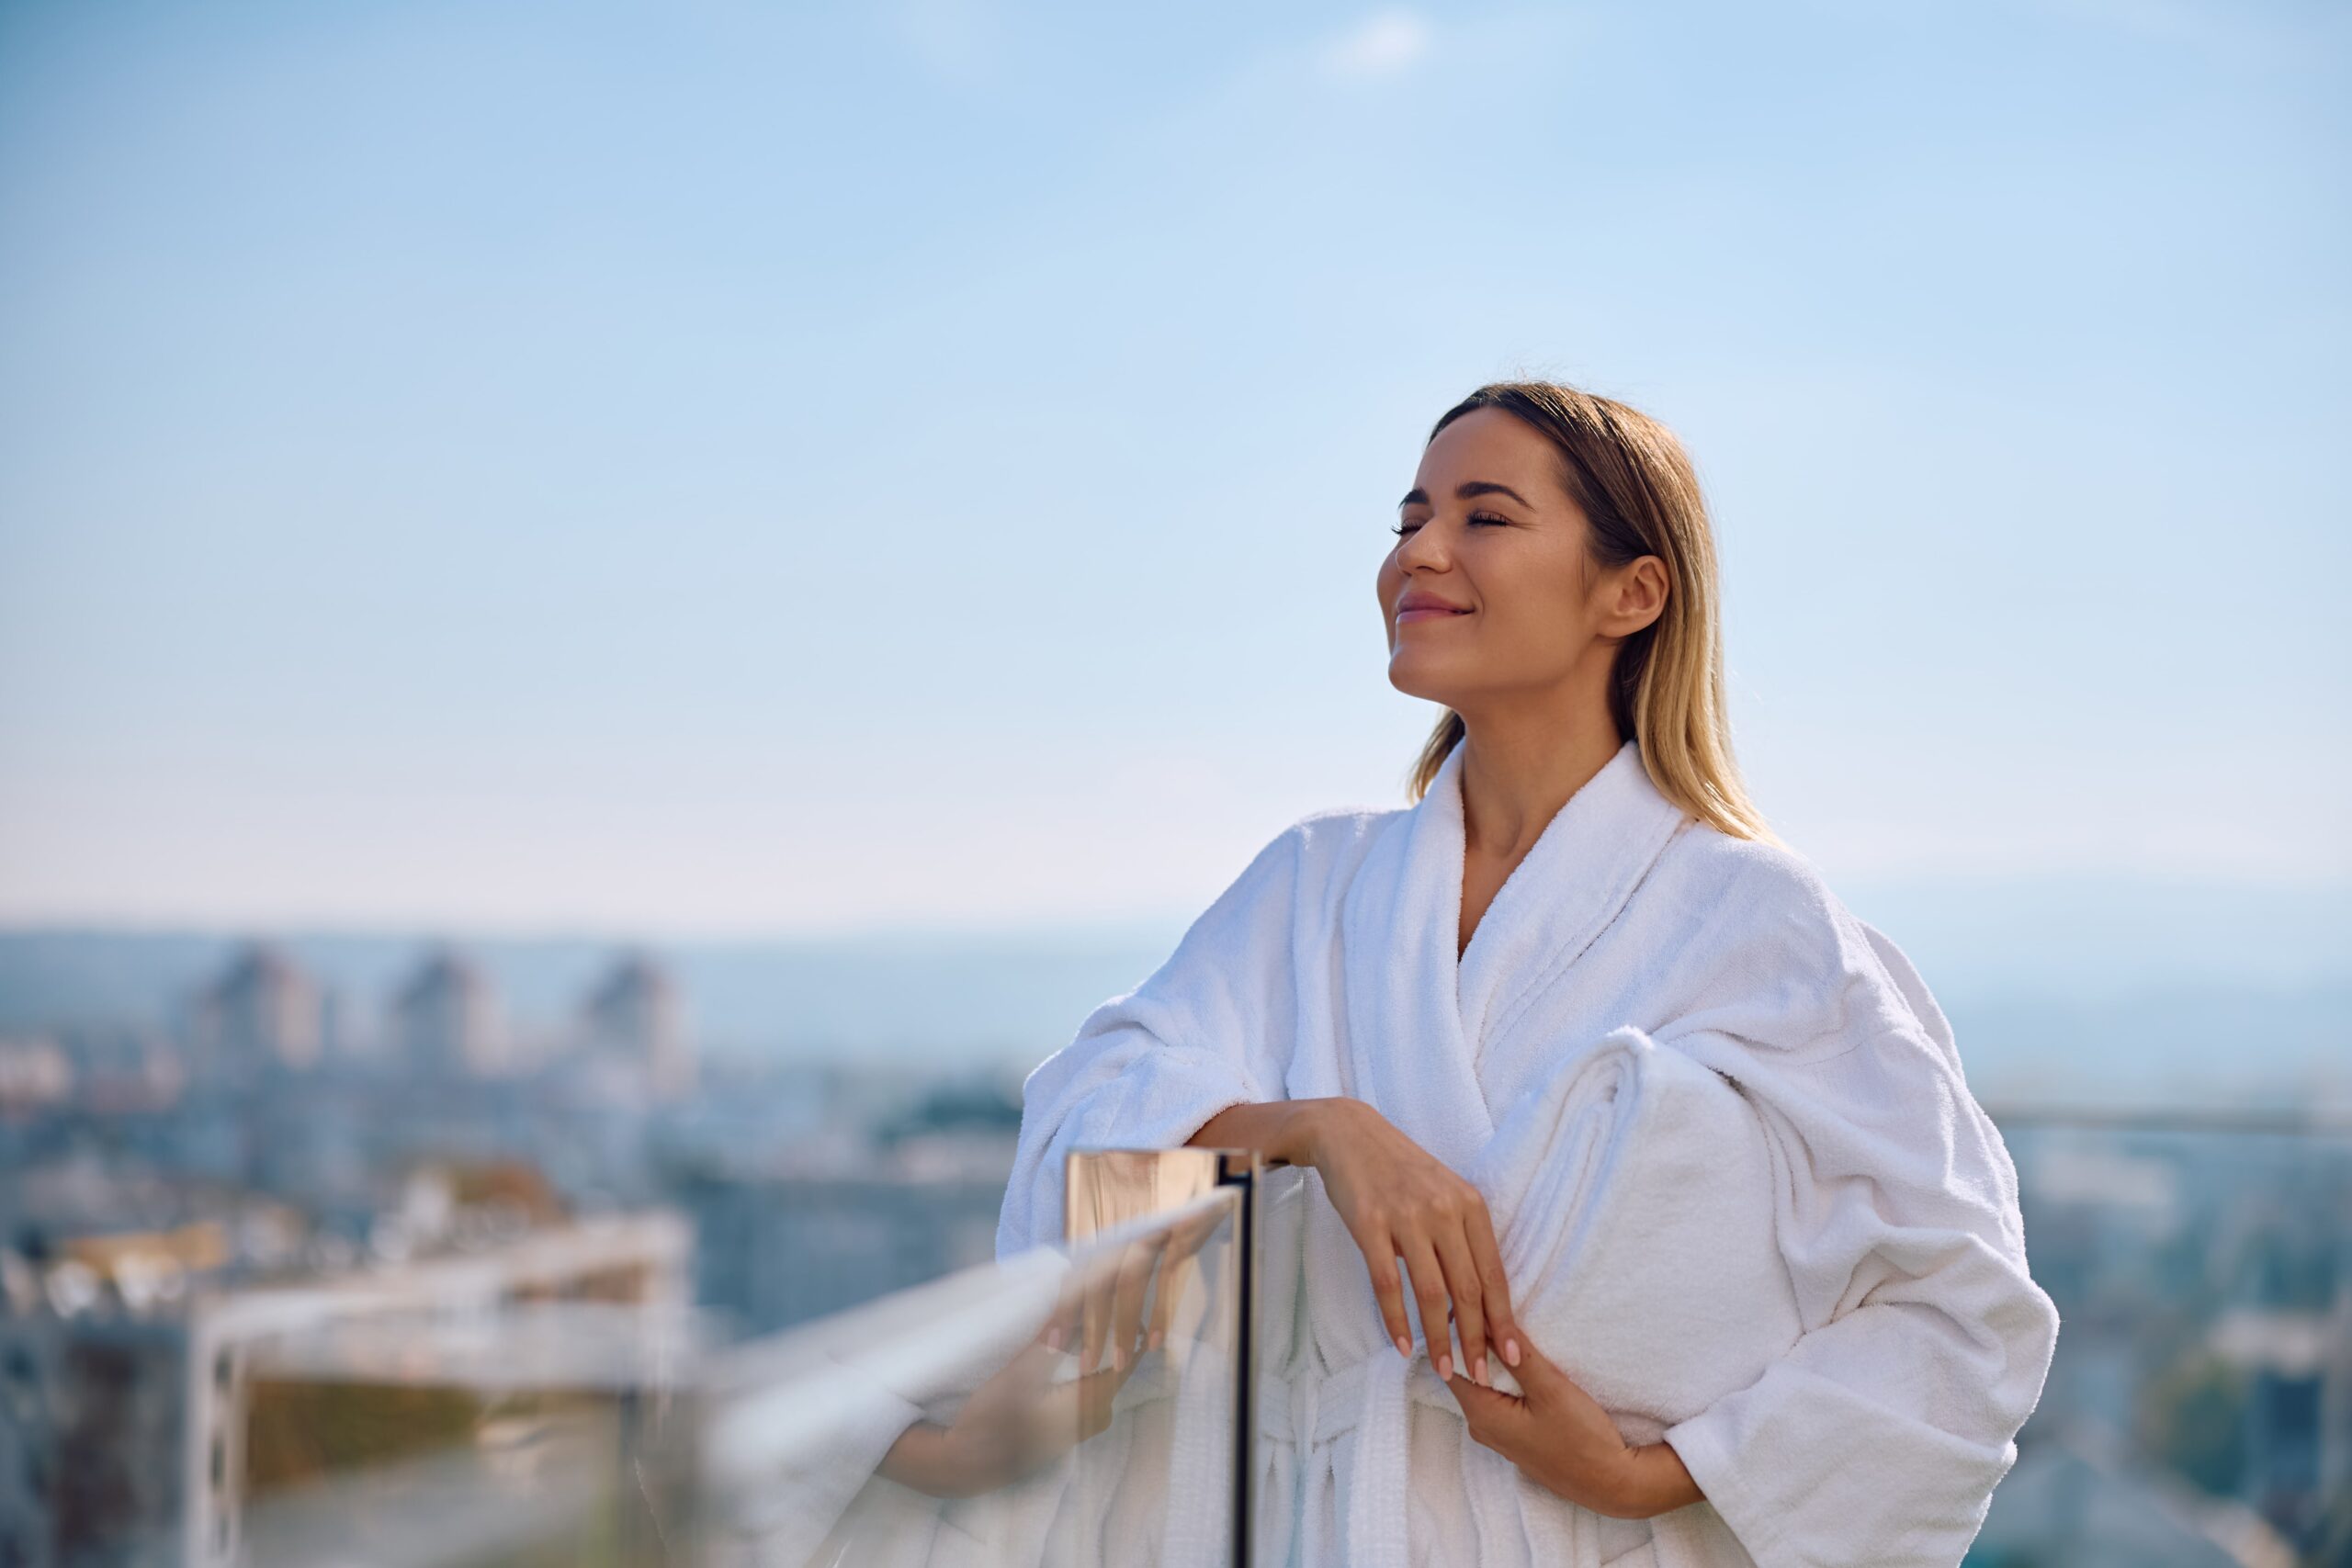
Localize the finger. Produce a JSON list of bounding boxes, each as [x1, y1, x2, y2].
[[1464, 1200, 1522, 1372], [1044, 1267, 1088, 1353], [1080, 1251, 1118, 1374], [1150, 1210, 1220, 1344], [1001, 1337, 1071, 1421], [1432, 1224, 1491, 1387], [1145, 1252, 1183, 1345], [1443, 1368, 1524, 1450], [1510, 1330, 1566, 1398], [1148, 1235, 1198, 1347], [1110, 1237, 1159, 1369], [1358, 1228, 1415, 1359], [1070, 1364, 1126, 1442], [1402, 1236, 1455, 1381], [1050, 1260, 1092, 1357], [1173, 1204, 1227, 1264]]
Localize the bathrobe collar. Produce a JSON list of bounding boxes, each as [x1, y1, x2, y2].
[[1340, 735, 1692, 1167]]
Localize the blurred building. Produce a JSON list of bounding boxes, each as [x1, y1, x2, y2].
[[1972, 1418, 2296, 1567], [1998, 1119, 2352, 1564], [679, 1076, 1020, 1337], [0, 1036, 74, 1120], [389, 948, 507, 1079], [69, 1026, 185, 1118], [189, 944, 321, 1079], [682, 1166, 1005, 1339], [578, 950, 694, 1102]]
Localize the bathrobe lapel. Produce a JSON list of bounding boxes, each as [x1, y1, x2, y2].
[[1337, 739, 1487, 1171], [1328, 737, 1700, 1568], [1456, 738, 1692, 1066], [1339, 738, 1690, 1173]]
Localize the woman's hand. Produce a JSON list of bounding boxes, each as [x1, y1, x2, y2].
[[1312, 1098, 1522, 1383], [877, 1295, 1140, 1498], [1064, 1199, 1231, 1376], [1444, 1334, 1705, 1519], [1197, 1097, 1523, 1386]]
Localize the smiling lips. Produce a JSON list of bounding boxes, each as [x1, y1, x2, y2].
[[1396, 591, 1473, 626]]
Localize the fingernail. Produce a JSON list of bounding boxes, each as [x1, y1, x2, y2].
[[1396, 1337, 1411, 1359], [1438, 1353, 1453, 1381], [1475, 1357, 1489, 1386], [1505, 1338, 1521, 1368], [1046, 1325, 1065, 1351]]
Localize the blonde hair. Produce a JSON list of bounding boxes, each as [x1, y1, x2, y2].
[[1405, 380, 1781, 846]]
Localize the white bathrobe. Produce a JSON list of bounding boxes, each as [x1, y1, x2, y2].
[[997, 737, 2061, 1568]]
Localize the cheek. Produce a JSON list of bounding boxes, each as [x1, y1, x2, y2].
[[1481, 573, 1588, 659]]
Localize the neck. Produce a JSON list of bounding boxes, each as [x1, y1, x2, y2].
[[1453, 706, 1624, 858]]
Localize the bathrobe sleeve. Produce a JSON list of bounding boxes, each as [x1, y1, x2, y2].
[[994, 821, 1307, 1258], [1655, 870, 2060, 1568]]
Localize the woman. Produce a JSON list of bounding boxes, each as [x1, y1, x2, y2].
[[993, 380, 2060, 1567]]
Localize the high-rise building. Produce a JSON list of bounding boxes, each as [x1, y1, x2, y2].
[[389, 948, 506, 1079], [578, 951, 694, 1101], [190, 944, 322, 1078]]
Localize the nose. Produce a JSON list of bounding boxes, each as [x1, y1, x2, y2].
[[1391, 516, 1451, 573]]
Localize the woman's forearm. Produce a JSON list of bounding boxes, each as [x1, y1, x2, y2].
[[1187, 1098, 1336, 1168], [877, 1419, 970, 1496]]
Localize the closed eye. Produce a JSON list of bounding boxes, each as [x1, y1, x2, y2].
[[1389, 511, 1511, 537]]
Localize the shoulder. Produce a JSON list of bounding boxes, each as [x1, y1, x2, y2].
[[1228, 797, 1410, 877], [1281, 799, 1408, 859], [1185, 798, 1404, 931], [1655, 818, 1849, 938], [1184, 799, 1410, 941], [1650, 822, 1940, 1061]]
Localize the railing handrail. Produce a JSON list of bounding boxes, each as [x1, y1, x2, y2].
[[696, 1184, 1243, 1493]]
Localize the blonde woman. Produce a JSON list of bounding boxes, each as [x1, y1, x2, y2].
[[994, 381, 2059, 1567]]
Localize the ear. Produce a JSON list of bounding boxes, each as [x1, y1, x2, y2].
[[1604, 555, 1668, 637]]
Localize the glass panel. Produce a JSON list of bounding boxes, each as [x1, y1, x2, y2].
[[210, 1151, 1259, 1567], [233, 1299, 706, 1567], [699, 1149, 1256, 1568]]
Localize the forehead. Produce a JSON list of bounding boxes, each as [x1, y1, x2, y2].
[[1413, 408, 1558, 492]]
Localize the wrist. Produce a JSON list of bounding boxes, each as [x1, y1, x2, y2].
[[881, 1420, 967, 1496], [1280, 1097, 1365, 1168], [1267, 1099, 1323, 1168], [1618, 1440, 1703, 1518], [941, 1416, 1025, 1496]]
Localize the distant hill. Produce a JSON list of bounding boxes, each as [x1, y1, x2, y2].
[[0, 923, 1192, 1068], [0, 874, 2343, 1108]]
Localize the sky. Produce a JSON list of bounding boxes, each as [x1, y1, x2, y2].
[[0, 0, 2346, 938]]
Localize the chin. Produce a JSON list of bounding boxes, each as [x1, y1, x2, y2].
[[1385, 660, 1457, 707]]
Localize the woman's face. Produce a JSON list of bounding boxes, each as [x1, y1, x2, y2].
[[1378, 407, 1664, 717]]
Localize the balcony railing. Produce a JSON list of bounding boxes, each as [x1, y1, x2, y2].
[[218, 1149, 1264, 1567], [195, 1115, 2350, 1568]]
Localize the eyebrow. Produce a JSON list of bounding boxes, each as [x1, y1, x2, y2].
[[1397, 480, 1534, 513]]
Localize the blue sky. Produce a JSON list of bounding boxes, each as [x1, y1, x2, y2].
[[1, 0, 2345, 936]]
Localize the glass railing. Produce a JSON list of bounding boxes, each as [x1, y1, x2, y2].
[[210, 1149, 1262, 1568], [233, 1298, 707, 1567], [178, 1114, 2352, 1567]]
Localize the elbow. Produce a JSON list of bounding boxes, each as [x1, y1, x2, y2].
[[2023, 1276, 2062, 1406], [1984, 1271, 2062, 1441], [1867, 1252, 2063, 1449]]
